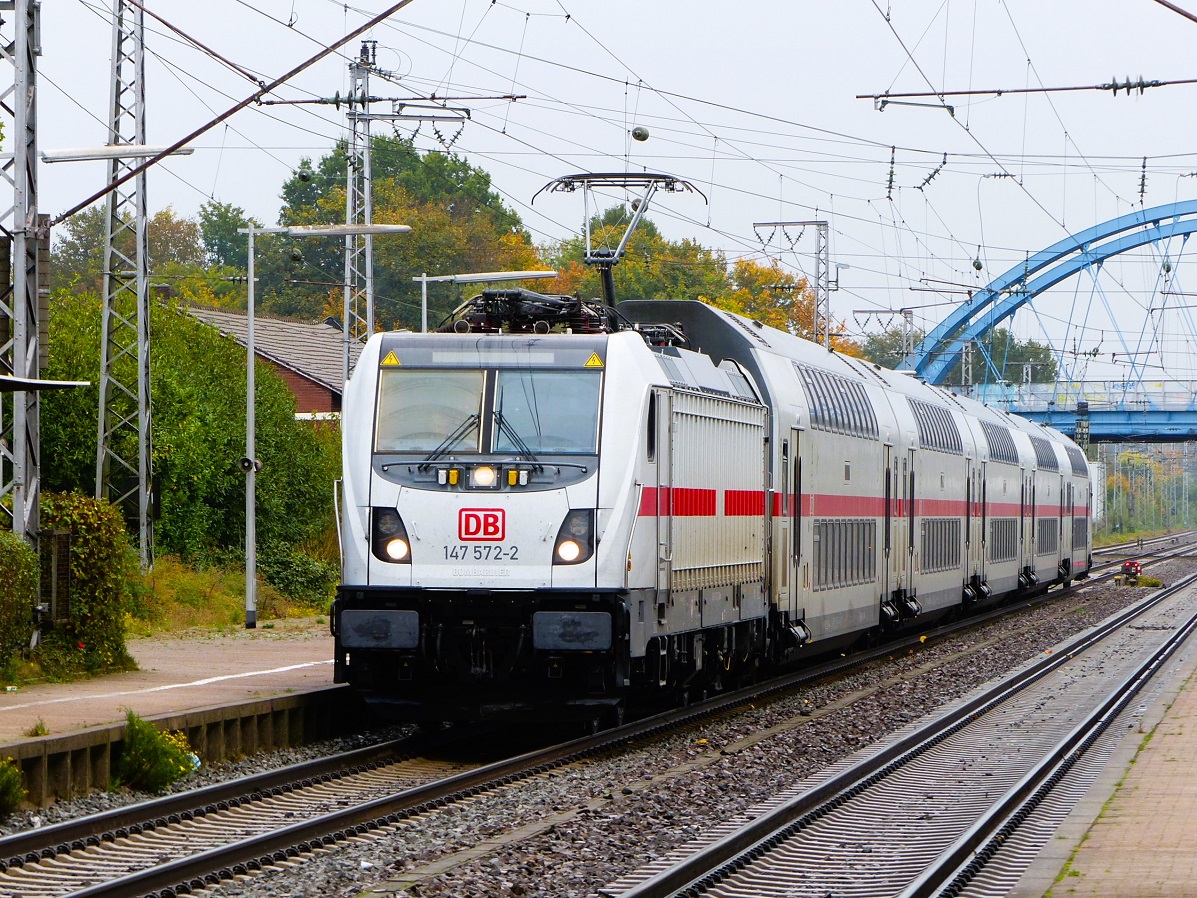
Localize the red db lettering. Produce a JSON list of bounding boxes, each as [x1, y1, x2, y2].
[[459, 508, 505, 541]]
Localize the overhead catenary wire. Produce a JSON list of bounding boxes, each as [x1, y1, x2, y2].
[[50, 0, 422, 229]]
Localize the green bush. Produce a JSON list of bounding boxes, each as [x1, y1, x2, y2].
[[259, 541, 339, 606], [0, 757, 25, 817], [41, 293, 341, 564], [0, 531, 37, 679], [116, 710, 197, 793], [40, 492, 134, 674]]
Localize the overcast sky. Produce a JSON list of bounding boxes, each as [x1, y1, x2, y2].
[[33, 0, 1197, 379]]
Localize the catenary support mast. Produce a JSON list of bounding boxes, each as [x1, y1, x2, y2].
[[0, 0, 42, 548], [95, 0, 153, 567]]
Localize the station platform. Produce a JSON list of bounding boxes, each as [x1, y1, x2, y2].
[[0, 617, 334, 748], [1013, 625, 1197, 897]]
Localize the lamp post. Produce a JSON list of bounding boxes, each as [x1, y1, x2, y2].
[[239, 222, 409, 628], [413, 270, 558, 332]]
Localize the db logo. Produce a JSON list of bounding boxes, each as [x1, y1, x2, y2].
[[459, 508, 505, 541]]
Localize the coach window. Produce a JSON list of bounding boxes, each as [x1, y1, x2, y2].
[[647, 393, 657, 461], [844, 461, 851, 483]]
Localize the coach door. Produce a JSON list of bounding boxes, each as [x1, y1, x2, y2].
[[786, 427, 803, 620], [883, 444, 894, 602], [979, 461, 989, 583], [902, 448, 916, 590], [968, 462, 984, 579], [1021, 470, 1034, 570], [654, 388, 674, 619]]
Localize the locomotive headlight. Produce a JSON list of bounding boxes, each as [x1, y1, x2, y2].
[[556, 539, 582, 562], [470, 465, 498, 488], [553, 509, 594, 565], [371, 508, 412, 564]]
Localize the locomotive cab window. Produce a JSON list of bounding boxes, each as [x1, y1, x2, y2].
[[375, 369, 485, 453], [375, 367, 602, 455], [494, 369, 601, 454]]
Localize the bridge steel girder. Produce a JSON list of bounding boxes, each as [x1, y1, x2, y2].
[[908, 200, 1197, 384], [1018, 408, 1197, 444]]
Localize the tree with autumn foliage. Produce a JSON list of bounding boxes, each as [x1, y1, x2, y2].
[[710, 259, 862, 354], [544, 206, 729, 303], [50, 206, 206, 296]]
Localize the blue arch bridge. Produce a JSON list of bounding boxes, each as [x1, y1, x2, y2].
[[904, 200, 1197, 444]]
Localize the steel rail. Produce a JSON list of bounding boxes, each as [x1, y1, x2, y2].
[[900, 578, 1197, 897], [616, 569, 1197, 898], [0, 734, 421, 869]]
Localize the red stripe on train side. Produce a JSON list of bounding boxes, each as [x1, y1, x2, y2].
[[770, 492, 797, 516], [987, 501, 1022, 516], [917, 498, 969, 517], [638, 487, 718, 516], [639, 487, 658, 516], [726, 490, 767, 516], [676, 487, 717, 515], [637, 490, 1091, 520], [807, 494, 887, 517]]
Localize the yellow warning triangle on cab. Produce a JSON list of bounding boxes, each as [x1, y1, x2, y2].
[[584, 352, 604, 368], [380, 351, 401, 367]]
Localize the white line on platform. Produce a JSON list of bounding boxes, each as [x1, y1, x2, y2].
[[0, 660, 334, 713]]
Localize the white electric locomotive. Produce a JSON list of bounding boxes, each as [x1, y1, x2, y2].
[[333, 291, 1092, 723]]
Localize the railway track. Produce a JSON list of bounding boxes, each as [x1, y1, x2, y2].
[[602, 571, 1197, 898], [1090, 529, 1195, 566], [3, 543, 1195, 898]]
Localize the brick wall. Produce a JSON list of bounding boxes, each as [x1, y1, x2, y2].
[[268, 362, 339, 413]]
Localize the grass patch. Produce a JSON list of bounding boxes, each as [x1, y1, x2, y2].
[[125, 555, 326, 637], [23, 719, 47, 738]]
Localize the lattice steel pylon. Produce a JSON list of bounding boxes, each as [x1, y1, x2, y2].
[[95, 0, 152, 567], [753, 219, 832, 347], [342, 41, 375, 386], [0, 0, 42, 547]]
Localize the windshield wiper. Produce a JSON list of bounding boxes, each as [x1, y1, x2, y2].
[[417, 413, 479, 470], [493, 409, 544, 471]]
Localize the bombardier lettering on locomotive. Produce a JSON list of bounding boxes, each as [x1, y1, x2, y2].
[[331, 288, 1093, 725]]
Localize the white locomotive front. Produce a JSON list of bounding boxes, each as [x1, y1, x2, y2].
[[335, 317, 745, 722]]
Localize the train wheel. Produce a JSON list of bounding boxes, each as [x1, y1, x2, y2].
[[606, 702, 626, 729]]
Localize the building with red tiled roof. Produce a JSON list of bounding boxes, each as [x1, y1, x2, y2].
[[187, 307, 364, 417]]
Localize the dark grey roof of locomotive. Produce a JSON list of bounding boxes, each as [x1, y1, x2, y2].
[[620, 299, 787, 409]]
